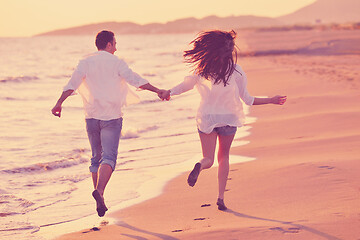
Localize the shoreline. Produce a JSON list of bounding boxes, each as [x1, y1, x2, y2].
[[39, 108, 256, 239], [54, 53, 360, 239], [39, 151, 254, 239]]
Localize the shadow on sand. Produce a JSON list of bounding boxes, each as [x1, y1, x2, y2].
[[226, 209, 342, 240], [115, 220, 179, 240]]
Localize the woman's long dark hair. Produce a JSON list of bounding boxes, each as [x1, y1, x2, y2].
[[184, 30, 238, 86]]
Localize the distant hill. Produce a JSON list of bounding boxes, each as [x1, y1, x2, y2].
[[35, 15, 281, 36], [35, 0, 360, 36], [278, 0, 360, 24]]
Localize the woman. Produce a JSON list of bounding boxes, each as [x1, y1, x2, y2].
[[161, 30, 286, 210]]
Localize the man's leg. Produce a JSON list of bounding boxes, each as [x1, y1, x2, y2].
[[92, 164, 112, 217], [92, 118, 122, 217], [95, 164, 113, 196], [85, 119, 102, 188], [91, 173, 98, 189], [96, 118, 123, 195]]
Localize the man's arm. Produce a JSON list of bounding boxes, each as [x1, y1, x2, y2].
[[139, 83, 159, 93], [51, 89, 74, 117], [139, 83, 170, 100]]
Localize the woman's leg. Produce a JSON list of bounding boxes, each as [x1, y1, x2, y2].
[[217, 133, 235, 202], [199, 131, 218, 170], [188, 131, 217, 186]]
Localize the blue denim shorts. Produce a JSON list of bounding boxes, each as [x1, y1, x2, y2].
[[198, 125, 237, 136], [86, 118, 123, 172]]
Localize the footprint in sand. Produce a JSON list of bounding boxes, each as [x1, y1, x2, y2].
[[201, 204, 211, 207], [333, 212, 345, 217], [82, 227, 100, 233], [318, 165, 334, 170], [100, 220, 109, 226], [270, 227, 301, 234]]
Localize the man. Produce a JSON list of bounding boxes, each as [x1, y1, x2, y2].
[[51, 30, 166, 217]]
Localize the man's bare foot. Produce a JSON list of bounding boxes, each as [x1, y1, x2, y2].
[[92, 190, 108, 217]]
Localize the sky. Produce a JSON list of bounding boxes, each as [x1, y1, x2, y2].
[[0, 0, 316, 37]]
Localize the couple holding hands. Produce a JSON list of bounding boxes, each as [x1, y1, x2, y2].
[[52, 30, 286, 217]]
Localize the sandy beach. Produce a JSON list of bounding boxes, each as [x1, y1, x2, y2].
[[55, 29, 360, 240]]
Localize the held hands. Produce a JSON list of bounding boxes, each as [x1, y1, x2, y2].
[[271, 95, 287, 105], [157, 89, 171, 101]]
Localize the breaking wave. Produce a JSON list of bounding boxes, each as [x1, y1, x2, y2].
[[0, 75, 39, 84], [1, 149, 88, 174]]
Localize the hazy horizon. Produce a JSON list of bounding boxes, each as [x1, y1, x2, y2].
[[0, 0, 316, 37]]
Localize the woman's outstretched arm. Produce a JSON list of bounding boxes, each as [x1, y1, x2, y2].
[[253, 95, 287, 105]]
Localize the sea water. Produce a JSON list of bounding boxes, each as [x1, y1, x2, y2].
[[0, 34, 255, 239]]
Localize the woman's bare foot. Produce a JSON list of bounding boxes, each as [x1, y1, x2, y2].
[[216, 198, 227, 211], [187, 163, 201, 187]]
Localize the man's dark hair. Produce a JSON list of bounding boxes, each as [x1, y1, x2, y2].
[[95, 30, 115, 50]]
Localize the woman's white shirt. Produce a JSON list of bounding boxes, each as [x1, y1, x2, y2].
[[170, 65, 254, 134]]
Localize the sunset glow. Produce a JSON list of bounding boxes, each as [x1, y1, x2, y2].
[[0, 0, 316, 37], [1, 0, 359, 238]]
